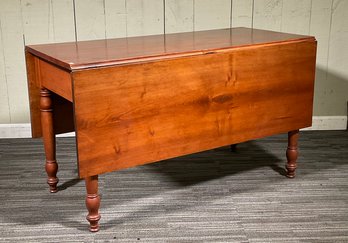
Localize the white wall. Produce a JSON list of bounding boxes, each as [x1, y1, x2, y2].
[[0, 0, 347, 125]]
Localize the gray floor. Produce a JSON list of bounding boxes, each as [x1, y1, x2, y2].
[[0, 131, 348, 242]]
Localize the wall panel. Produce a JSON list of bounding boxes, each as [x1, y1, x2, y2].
[[21, 0, 75, 43], [21, 0, 54, 44], [0, 0, 28, 123], [51, 0, 76, 42], [281, 0, 311, 35], [0, 0, 347, 124], [126, 0, 164, 37], [194, 0, 231, 31], [105, 0, 127, 38], [75, 0, 106, 41], [325, 0, 348, 115], [0, 23, 10, 123], [253, 0, 282, 31], [231, 0, 253, 28], [310, 0, 333, 115], [165, 0, 194, 33], [310, 0, 332, 68]]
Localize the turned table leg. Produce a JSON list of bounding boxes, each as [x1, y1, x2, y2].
[[286, 130, 299, 178], [85, 175, 101, 232], [40, 88, 59, 193]]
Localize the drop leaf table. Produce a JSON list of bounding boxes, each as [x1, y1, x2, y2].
[[25, 27, 317, 232]]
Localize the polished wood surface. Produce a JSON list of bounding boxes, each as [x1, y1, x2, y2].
[[26, 51, 75, 138], [26, 51, 42, 138], [40, 89, 59, 193], [25, 27, 317, 231], [73, 40, 316, 178], [26, 27, 314, 70], [286, 130, 299, 178], [39, 59, 72, 101], [85, 175, 101, 232]]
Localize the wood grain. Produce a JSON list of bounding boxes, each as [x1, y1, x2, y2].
[[1, 0, 346, 125], [26, 51, 75, 138], [85, 175, 101, 232], [25, 28, 315, 70], [25, 27, 317, 232], [40, 88, 59, 192], [73, 39, 316, 178], [25, 51, 42, 137], [39, 59, 73, 101], [286, 129, 299, 178]]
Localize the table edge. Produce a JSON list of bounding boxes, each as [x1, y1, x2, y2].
[[25, 30, 316, 71]]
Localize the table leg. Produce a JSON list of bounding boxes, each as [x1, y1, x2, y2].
[[286, 130, 299, 178], [40, 88, 59, 193], [85, 175, 101, 232]]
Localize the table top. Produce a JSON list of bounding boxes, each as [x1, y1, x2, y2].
[[26, 27, 315, 71]]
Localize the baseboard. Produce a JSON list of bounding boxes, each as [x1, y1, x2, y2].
[[0, 124, 32, 138], [0, 116, 346, 138], [302, 116, 347, 131], [0, 124, 75, 138]]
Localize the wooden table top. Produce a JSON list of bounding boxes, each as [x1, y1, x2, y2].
[[26, 27, 314, 71]]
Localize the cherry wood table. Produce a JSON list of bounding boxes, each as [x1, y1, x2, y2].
[[25, 27, 317, 232]]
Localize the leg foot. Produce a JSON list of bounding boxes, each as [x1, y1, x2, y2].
[[40, 89, 59, 192], [46, 160, 59, 193], [286, 130, 299, 178], [85, 175, 101, 232]]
